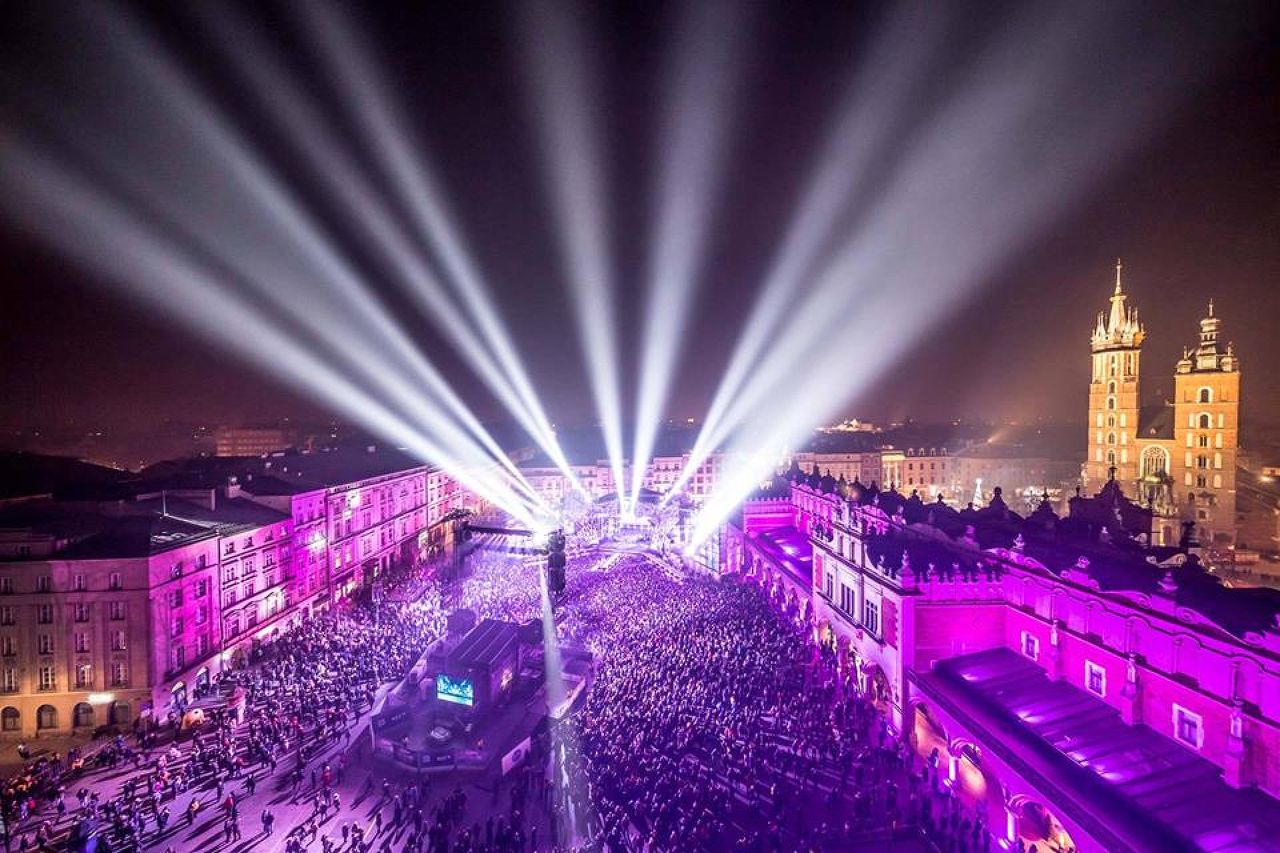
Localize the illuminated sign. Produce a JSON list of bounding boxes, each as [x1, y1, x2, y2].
[[436, 674, 474, 707]]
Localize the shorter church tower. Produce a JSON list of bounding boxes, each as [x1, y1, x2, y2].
[[1171, 301, 1240, 547], [1085, 261, 1144, 491]]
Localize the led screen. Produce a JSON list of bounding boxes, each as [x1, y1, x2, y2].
[[436, 674, 474, 706]]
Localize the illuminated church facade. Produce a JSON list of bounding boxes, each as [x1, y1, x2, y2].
[[1083, 261, 1240, 548]]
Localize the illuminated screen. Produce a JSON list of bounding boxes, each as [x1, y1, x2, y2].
[[436, 674, 474, 707]]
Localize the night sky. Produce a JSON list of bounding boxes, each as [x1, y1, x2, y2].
[[2, 0, 1278, 437]]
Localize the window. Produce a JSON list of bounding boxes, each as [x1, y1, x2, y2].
[[36, 704, 56, 728], [1198, 387, 1212, 403], [38, 634, 54, 655], [1021, 631, 1040, 662], [110, 662, 128, 688], [74, 633, 89, 654], [0, 637, 14, 657], [171, 646, 185, 672], [840, 584, 856, 617], [1173, 705, 1203, 749], [111, 630, 127, 652], [862, 599, 880, 636], [196, 633, 211, 656], [36, 576, 51, 593], [74, 664, 92, 689], [36, 605, 52, 625], [170, 618, 183, 638], [0, 578, 12, 595], [195, 579, 209, 598], [73, 574, 86, 591], [37, 667, 55, 691], [0, 607, 14, 626], [1198, 413, 1212, 429], [1085, 661, 1106, 697], [168, 589, 183, 608], [1196, 475, 1207, 489], [73, 603, 89, 622], [0, 672, 17, 694], [109, 601, 126, 621], [1106, 397, 1116, 410], [1196, 455, 1209, 469], [108, 572, 122, 591]]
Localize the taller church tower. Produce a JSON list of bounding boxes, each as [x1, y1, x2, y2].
[[1170, 301, 1240, 547], [1085, 261, 1145, 491]]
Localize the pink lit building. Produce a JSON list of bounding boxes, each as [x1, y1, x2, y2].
[[0, 446, 476, 735], [724, 467, 1280, 852]]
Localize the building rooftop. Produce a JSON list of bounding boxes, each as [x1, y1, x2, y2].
[[748, 526, 813, 589], [0, 452, 129, 501], [921, 648, 1280, 852], [135, 444, 432, 495], [0, 491, 289, 561], [794, 469, 1280, 639]]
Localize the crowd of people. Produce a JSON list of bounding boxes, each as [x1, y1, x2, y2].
[[0, 519, 1003, 852]]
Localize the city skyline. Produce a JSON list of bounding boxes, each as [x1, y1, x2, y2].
[[1, 1, 1278, 439]]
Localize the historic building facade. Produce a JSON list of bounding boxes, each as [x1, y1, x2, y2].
[[1084, 262, 1240, 548], [723, 469, 1280, 852], [0, 447, 474, 735]]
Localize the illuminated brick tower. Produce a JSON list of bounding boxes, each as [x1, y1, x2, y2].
[[1170, 301, 1240, 547], [1086, 260, 1144, 490]]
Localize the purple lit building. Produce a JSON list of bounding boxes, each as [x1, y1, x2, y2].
[[724, 469, 1280, 851]]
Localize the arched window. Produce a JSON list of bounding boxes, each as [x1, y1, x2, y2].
[[1108, 381, 1117, 394], [1, 707, 19, 732], [1141, 447, 1169, 478], [1106, 450, 1117, 467], [1196, 455, 1209, 469], [1196, 475, 1207, 489], [1107, 415, 1116, 428], [73, 702, 94, 729], [1107, 432, 1117, 445], [1198, 387, 1212, 403], [1198, 413, 1211, 429], [1107, 397, 1116, 411], [110, 701, 131, 726], [36, 704, 57, 730]]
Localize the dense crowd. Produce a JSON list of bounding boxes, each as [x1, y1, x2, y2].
[[0, 528, 1001, 852]]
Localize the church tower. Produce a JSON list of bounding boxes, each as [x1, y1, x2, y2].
[[1085, 261, 1144, 491], [1170, 301, 1240, 547]]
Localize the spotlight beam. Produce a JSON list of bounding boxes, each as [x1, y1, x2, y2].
[[73, 0, 544, 508], [0, 139, 540, 525], [295, 3, 587, 496], [685, 1, 1251, 548], [629, 0, 743, 509], [517, 0, 628, 503], [665, 3, 955, 504]]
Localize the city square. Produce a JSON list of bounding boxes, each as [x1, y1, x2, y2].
[[1, 1, 1279, 852]]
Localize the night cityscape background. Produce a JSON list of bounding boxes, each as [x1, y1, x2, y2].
[[0, 2, 1279, 852]]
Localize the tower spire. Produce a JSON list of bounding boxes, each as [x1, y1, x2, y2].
[[1114, 258, 1123, 295]]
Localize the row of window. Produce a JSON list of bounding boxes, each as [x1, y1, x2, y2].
[[0, 601, 128, 625], [1019, 631, 1205, 751], [0, 573, 124, 594], [0, 630, 128, 655], [0, 662, 129, 693]]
